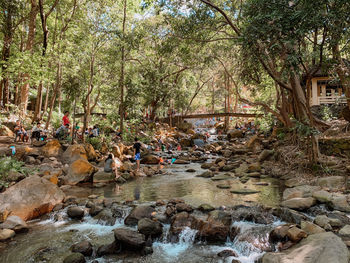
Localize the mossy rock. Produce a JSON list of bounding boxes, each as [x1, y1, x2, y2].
[[230, 189, 260, 195]]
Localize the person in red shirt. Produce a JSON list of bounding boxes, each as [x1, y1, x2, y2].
[[62, 111, 70, 126]]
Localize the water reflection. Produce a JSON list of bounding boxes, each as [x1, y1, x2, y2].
[[63, 163, 282, 208]]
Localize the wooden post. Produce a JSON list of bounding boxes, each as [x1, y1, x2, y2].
[[311, 79, 318, 106]]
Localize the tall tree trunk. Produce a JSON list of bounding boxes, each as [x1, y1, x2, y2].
[[82, 52, 95, 142], [45, 60, 61, 129], [20, 0, 39, 115], [119, 0, 127, 139], [43, 85, 50, 115], [1, 4, 14, 110], [34, 0, 58, 121], [332, 44, 350, 109]]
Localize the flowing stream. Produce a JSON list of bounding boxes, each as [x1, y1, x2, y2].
[[0, 131, 285, 263], [0, 161, 284, 263]]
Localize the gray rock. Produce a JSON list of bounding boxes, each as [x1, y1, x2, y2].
[[137, 218, 163, 236], [196, 171, 214, 178], [272, 207, 307, 224], [94, 209, 116, 226], [330, 195, 350, 212], [71, 241, 93, 256], [0, 229, 15, 241], [281, 197, 316, 210], [339, 225, 350, 237], [63, 253, 86, 263], [113, 228, 146, 249], [300, 220, 325, 235], [93, 171, 115, 183], [97, 241, 121, 256], [260, 232, 349, 263], [282, 185, 320, 200], [124, 205, 155, 226], [197, 204, 215, 212], [230, 189, 260, 195], [67, 207, 84, 220], [89, 205, 103, 216], [0, 215, 28, 233], [312, 190, 332, 203]]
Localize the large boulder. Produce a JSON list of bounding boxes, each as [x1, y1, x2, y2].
[[84, 143, 97, 161], [71, 241, 93, 256], [41, 140, 62, 157], [300, 221, 325, 235], [170, 212, 200, 235], [93, 170, 115, 183], [0, 229, 15, 241], [141, 155, 160, 165], [62, 144, 88, 164], [330, 194, 350, 212], [316, 176, 344, 189], [138, 218, 163, 236], [272, 207, 307, 224], [197, 210, 232, 242], [260, 232, 348, 263], [282, 185, 320, 200], [0, 125, 14, 137], [0, 215, 28, 233], [67, 207, 85, 220], [281, 197, 316, 210], [113, 228, 146, 250], [124, 205, 155, 226], [0, 176, 65, 221], [64, 159, 98, 185]]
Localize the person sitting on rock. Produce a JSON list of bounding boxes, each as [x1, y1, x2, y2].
[[31, 122, 47, 141], [14, 120, 28, 142], [55, 123, 70, 140], [104, 153, 119, 180]]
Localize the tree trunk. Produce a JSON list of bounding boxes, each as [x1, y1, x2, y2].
[[119, 0, 127, 139], [43, 85, 50, 115], [45, 60, 61, 129], [332, 44, 350, 109], [20, 1, 39, 115]]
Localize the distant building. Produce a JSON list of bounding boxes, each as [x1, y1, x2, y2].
[[307, 69, 346, 106]]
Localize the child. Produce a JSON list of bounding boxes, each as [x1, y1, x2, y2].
[[133, 137, 142, 171]]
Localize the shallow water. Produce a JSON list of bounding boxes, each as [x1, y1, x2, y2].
[[63, 162, 282, 208], [0, 159, 283, 263]]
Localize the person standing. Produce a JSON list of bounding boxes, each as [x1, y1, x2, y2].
[[133, 137, 141, 171], [62, 111, 70, 126]]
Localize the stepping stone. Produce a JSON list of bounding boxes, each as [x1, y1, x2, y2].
[[230, 189, 260, 195], [211, 175, 233, 181], [254, 182, 269, 186], [216, 184, 231, 189]]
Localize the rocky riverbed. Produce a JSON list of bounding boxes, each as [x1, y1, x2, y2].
[[0, 126, 350, 263]]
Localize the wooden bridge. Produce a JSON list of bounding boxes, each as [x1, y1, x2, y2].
[[161, 112, 262, 124]]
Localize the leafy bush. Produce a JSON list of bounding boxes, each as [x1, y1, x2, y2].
[[0, 156, 27, 181]]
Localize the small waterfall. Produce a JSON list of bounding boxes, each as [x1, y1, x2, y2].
[[153, 227, 198, 258]]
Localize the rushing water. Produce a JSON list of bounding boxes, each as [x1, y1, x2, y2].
[[0, 161, 283, 263]]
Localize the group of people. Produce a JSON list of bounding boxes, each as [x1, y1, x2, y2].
[[14, 120, 47, 142]]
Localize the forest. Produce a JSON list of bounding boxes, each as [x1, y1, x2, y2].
[[1, 1, 350, 263], [1, 1, 349, 134]]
